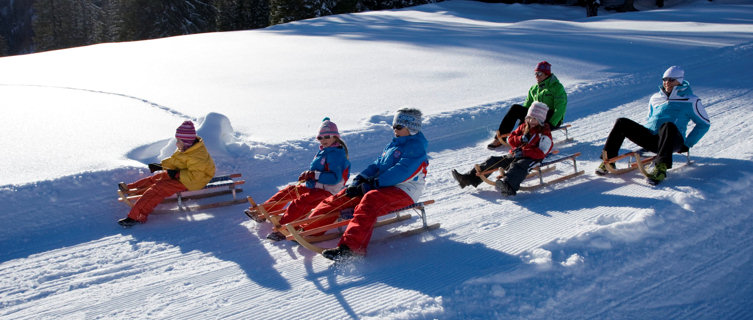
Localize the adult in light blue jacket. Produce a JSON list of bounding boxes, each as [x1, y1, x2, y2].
[[597, 66, 710, 184]]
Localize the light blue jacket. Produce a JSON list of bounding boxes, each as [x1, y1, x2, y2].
[[646, 81, 710, 148], [358, 132, 429, 202]]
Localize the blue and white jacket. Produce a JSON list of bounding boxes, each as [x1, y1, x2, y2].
[[646, 81, 710, 148], [358, 132, 429, 202], [308, 145, 350, 195]]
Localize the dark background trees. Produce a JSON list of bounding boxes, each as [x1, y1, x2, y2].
[[0, 0, 437, 57]]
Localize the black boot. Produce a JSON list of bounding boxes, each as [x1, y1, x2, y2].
[[266, 231, 286, 241], [118, 182, 129, 194], [322, 244, 356, 261], [118, 217, 139, 227], [452, 169, 481, 188], [494, 180, 517, 196]]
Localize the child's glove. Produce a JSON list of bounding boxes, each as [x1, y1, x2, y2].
[[298, 170, 317, 181], [148, 163, 163, 173], [167, 169, 179, 179], [513, 148, 524, 159]]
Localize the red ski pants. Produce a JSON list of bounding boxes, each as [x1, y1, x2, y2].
[[306, 187, 414, 255], [127, 171, 188, 222], [265, 185, 332, 225]]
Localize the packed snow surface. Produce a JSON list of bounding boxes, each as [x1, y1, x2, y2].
[[1, 0, 753, 319]]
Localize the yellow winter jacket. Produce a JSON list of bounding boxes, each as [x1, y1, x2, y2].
[[160, 138, 216, 191]]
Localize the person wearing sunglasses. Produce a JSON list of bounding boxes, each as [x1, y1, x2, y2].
[[245, 118, 351, 241], [304, 108, 429, 261], [488, 61, 567, 150], [596, 66, 710, 185]]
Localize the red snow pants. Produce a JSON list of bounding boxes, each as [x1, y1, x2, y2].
[[127, 171, 188, 222], [306, 187, 414, 255], [266, 185, 333, 225]]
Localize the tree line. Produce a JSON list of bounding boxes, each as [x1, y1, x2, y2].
[[0, 0, 437, 57]]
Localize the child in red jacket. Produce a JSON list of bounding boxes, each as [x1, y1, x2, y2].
[[452, 102, 553, 196]]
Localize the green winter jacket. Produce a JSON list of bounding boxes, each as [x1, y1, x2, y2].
[[523, 74, 568, 127]]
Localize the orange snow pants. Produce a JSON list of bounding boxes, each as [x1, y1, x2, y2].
[[127, 171, 188, 222], [306, 187, 414, 255]]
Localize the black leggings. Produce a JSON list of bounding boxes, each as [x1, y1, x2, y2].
[[603, 118, 685, 168]]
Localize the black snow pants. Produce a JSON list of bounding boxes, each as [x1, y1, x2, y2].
[[603, 118, 685, 168]]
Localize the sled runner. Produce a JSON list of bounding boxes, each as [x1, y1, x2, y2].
[[494, 124, 573, 148], [285, 200, 440, 254], [117, 173, 246, 211], [600, 150, 691, 177], [476, 151, 584, 191]]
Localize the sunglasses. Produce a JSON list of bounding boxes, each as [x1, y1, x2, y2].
[[662, 77, 677, 82], [317, 135, 332, 140], [535, 71, 546, 77], [393, 124, 405, 130]]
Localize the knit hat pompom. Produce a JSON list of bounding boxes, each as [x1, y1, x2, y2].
[[527, 102, 549, 124], [393, 108, 423, 135], [175, 120, 196, 148], [318, 117, 340, 139]]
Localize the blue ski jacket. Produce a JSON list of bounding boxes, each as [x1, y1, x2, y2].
[[307, 145, 350, 195], [646, 81, 710, 148], [357, 132, 429, 202]]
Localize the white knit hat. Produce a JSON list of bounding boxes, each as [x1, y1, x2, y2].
[[527, 102, 549, 124], [393, 108, 423, 135], [663, 66, 684, 83]]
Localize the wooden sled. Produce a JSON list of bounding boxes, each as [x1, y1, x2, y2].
[[493, 124, 573, 148], [117, 173, 246, 211], [601, 150, 691, 177], [476, 151, 584, 191], [244, 195, 287, 223], [286, 200, 440, 254]]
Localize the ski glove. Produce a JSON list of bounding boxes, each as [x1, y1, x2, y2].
[[148, 163, 163, 173], [513, 148, 524, 159], [345, 184, 364, 198], [167, 169, 179, 180], [678, 144, 689, 153], [298, 170, 318, 182]]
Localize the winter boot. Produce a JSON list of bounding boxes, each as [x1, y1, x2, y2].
[[595, 162, 615, 176], [266, 231, 286, 241], [487, 138, 503, 150], [494, 179, 516, 196], [646, 162, 667, 185], [244, 208, 265, 222], [452, 169, 473, 189], [118, 217, 139, 227], [322, 244, 359, 261], [118, 182, 129, 194]]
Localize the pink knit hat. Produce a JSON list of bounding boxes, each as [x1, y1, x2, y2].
[[535, 61, 552, 76], [318, 117, 340, 139], [175, 120, 197, 147], [527, 102, 549, 124]]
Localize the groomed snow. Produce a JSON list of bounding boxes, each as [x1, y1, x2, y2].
[[1, 0, 753, 319]]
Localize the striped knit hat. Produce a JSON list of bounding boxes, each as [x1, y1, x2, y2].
[[175, 120, 197, 148], [318, 117, 340, 139]]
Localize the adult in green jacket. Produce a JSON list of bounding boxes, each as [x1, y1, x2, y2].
[[488, 61, 568, 149]]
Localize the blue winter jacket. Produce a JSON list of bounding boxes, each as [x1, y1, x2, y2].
[[357, 132, 429, 202], [307, 145, 350, 195], [646, 81, 710, 148]]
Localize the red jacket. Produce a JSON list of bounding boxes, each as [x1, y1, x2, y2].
[[507, 123, 553, 160]]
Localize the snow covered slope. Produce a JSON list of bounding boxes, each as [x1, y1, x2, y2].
[[1, 1, 753, 319]]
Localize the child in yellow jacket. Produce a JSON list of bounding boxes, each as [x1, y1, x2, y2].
[[118, 120, 216, 227]]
